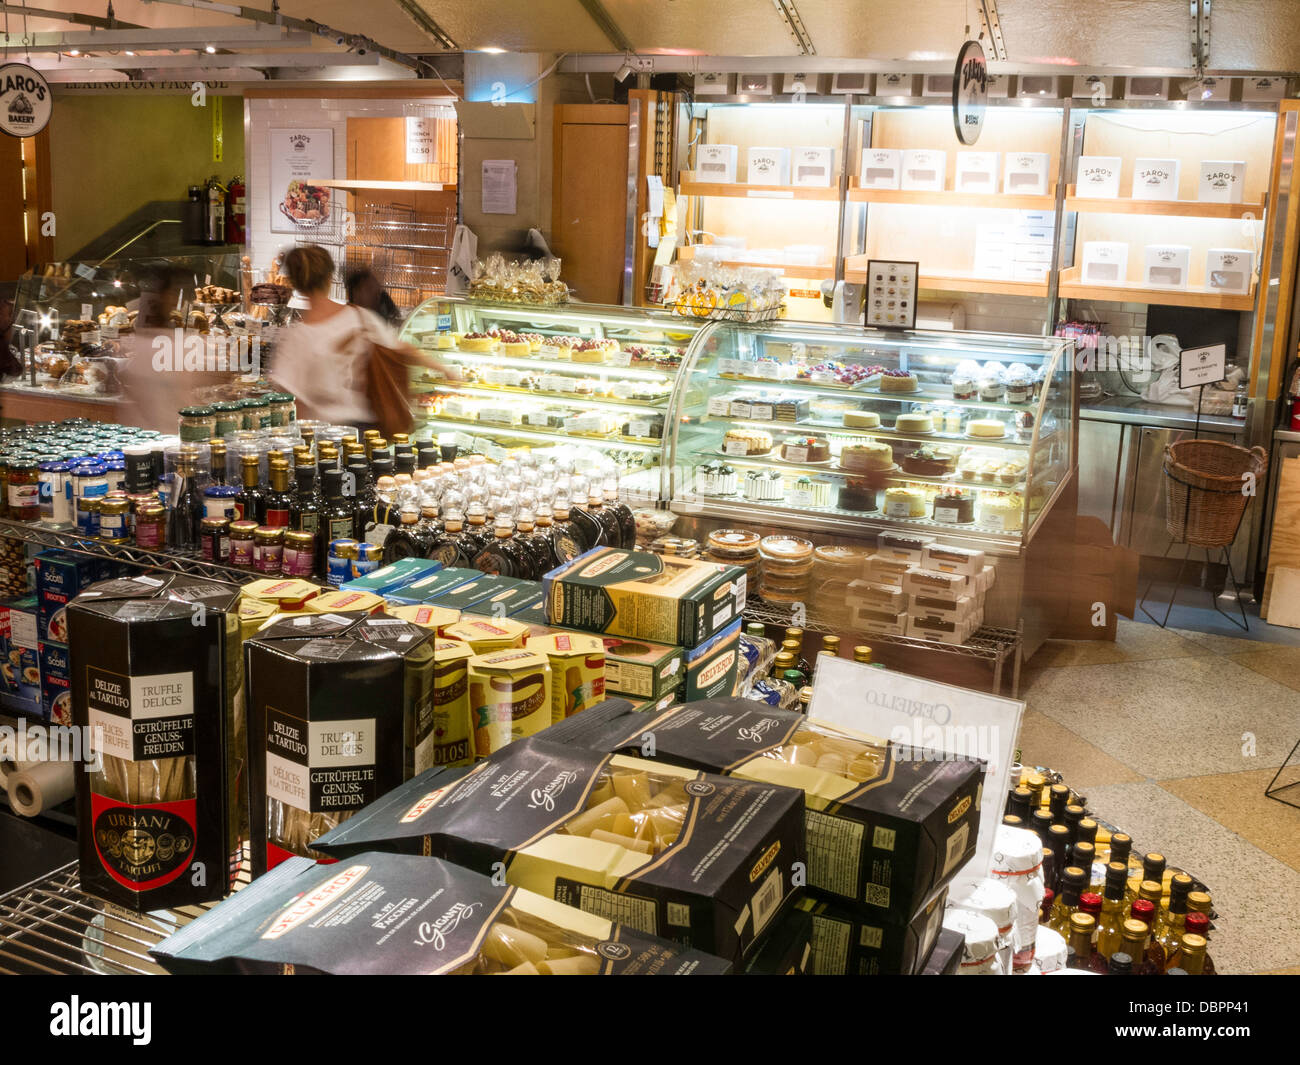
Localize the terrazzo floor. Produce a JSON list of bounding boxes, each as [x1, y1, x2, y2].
[[1017, 613, 1300, 975]]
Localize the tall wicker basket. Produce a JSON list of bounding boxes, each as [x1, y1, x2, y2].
[[1163, 440, 1268, 548]]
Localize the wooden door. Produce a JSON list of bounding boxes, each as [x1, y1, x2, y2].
[[0, 135, 26, 281], [552, 104, 628, 305]]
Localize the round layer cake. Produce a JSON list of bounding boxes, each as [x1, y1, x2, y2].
[[743, 469, 785, 501], [883, 487, 927, 517], [780, 435, 830, 462], [842, 410, 882, 429], [979, 494, 1024, 531], [697, 463, 737, 496], [838, 480, 879, 512], [789, 476, 832, 508], [966, 418, 1007, 439], [900, 445, 958, 476], [878, 368, 919, 392], [893, 412, 934, 434], [723, 428, 773, 455], [840, 441, 894, 472], [932, 488, 975, 524]]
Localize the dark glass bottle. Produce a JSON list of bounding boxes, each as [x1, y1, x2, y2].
[[417, 446, 440, 470], [783, 627, 814, 679], [263, 460, 293, 528], [417, 503, 444, 538], [321, 469, 356, 545], [602, 484, 636, 548], [425, 510, 480, 568], [394, 450, 417, 477], [462, 503, 492, 557], [235, 453, 266, 524], [568, 493, 611, 550], [209, 439, 227, 485], [357, 470, 399, 549], [1030, 809, 1054, 846], [1046, 824, 1071, 892], [1049, 784, 1070, 821], [1107, 951, 1133, 974], [512, 511, 553, 580], [473, 519, 533, 578], [383, 507, 430, 563], [290, 462, 323, 575], [167, 450, 204, 554], [1007, 787, 1033, 821], [1062, 803, 1085, 841], [550, 501, 590, 561]]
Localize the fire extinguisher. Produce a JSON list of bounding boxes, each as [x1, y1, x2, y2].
[[225, 174, 246, 246], [204, 175, 227, 246]]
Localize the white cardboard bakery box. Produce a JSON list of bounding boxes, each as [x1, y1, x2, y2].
[[859, 148, 902, 189], [693, 72, 730, 96], [830, 72, 874, 95], [736, 73, 774, 95], [1013, 244, 1053, 266], [1198, 160, 1247, 204], [1124, 76, 1169, 100], [901, 149, 947, 191], [1206, 248, 1255, 295], [920, 73, 952, 98], [1241, 77, 1287, 101], [954, 151, 1001, 192], [1004, 152, 1051, 195], [1012, 262, 1051, 282], [746, 147, 791, 185], [1076, 155, 1123, 198], [697, 144, 738, 183], [791, 146, 835, 186], [1143, 244, 1192, 288], [1081, 241, 1129, 284], [875, 72, 913, 96], [985, 75, 1010, 99], [1132, 158, 1181, 200], [1016, 75, 1059, 99]]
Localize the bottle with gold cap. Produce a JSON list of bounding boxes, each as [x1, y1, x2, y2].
[[235, 452, 266, 524], [772, 650, 806, 689], [263, 459, 293, 527], [798, 687, 814, 713], [1155, 873, 1194, 959], [1173, 932, 1208, 975], [1169, 912, 1216, 975], [1049, 866, 1088, 936], [1095, 861, 1130, 959], [1118, 919, 1152, 973], [783, 627, 812, 678], [1023, 771, 1047, 814], [821, 634, 840, 658], [1126, 852, 1167, 908], [1066, 913, 1108, 973]]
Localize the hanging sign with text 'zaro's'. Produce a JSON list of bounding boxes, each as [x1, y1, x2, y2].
[[0, 63, 52, 138], [953, 40, 988, 146]]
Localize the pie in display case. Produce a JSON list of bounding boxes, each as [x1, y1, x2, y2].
[[669, 321, 1075, 551], [401, 297, 706, 500]]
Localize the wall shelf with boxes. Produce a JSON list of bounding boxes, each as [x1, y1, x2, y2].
[[1056, 267, 1258, 312]]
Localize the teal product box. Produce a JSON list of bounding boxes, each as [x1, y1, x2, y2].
[[682, 618, 742, 701], [340, 557, 442, 596], [0, 596, 42, 718], [383, 566, 481, 605], [425, 574, 538, 615], [505, 596, 549, 625]]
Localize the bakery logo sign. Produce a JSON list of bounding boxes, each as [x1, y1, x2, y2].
[[1138, 167, 1172, 185], [1081, 166, 1115, 183], [1205, 170, 1237, 189], [288, 133, 312, 151], [1, 63, 52, 138]]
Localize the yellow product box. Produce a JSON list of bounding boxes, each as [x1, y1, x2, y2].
[[239, 577, 322, 611], [445, 616, 529, 654], [237, 597, 278, 641], [305, 589, 386, 615], [468, 648, 552, 756], [526, 633, 606, 723], [429, 639, 474, 768], [384, 603, 461, 633]]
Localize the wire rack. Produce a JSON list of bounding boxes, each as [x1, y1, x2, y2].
[[0, 519, 261, 584], [344, 202, 456, 310], [0, 854, 251, 975]]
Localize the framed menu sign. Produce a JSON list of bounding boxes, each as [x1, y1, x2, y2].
[[269, 128, 334, 233]]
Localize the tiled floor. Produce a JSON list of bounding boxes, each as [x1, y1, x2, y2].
[[1017, 615, 1300, 975]]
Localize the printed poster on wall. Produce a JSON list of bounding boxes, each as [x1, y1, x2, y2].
[[270, 128, 334, 233]]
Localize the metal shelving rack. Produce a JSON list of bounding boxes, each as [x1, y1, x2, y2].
[[0, 857, 251, 976], [0, 519, 259, 585]]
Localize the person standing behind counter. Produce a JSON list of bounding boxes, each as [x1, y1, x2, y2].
[[271, 246, 456, 434]]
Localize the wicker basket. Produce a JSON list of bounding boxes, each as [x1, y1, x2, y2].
[[1163, 440, 1268, 547]]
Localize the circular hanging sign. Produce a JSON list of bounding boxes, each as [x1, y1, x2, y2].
[[0, 63, 52, 138], [952, 40, 988, 145]]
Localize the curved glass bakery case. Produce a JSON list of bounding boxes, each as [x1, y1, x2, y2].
[[400, 297, 708, 501], [669, 321, 1075, 552]]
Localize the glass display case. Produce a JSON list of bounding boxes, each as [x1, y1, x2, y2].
[[670, 320, 1075, 552], [400, 297, 707, 501]]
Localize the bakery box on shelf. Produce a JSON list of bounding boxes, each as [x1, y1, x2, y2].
[[666, 319, 1076, 657], [400, 296, 706, 504]]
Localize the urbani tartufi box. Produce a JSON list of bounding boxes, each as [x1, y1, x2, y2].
[[543, 547, 746, 648], [313, 738, 807, 965], [543, 698, 983, 922], [243, 610, 436, 877], [68, 573, 244, 910], [150, 851, 732, 975]]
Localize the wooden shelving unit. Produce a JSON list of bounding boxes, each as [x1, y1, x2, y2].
[[844, 255, 1049, 298], [847, 183, 1058, 211], [1064, 185, 1264, 220], [678, 178, 841, 202], [1057, 267, 1257, 311]]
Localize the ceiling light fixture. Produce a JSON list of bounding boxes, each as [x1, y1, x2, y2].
[[614, 53, 634, 82], [480, 46, 506, 54], [205, 45, 217, 54]]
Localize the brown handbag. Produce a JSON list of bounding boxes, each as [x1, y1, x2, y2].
[[360, 310, 415, 438]]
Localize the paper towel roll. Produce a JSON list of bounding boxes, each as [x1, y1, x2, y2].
[[8, 761, 76, 817]]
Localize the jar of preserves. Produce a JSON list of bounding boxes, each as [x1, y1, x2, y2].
[[253, 525, 284, 575], [178, 405, 216, 442], [7, 459, 40, 522], [76, 497, 101, 538], [200, 516, 231, 563], [134, 504, 166, 549], [72, 463, 109, 502], [203, 484, 239, 520], [37, 461, 73, 527], [98, 498, 130, 543], [210, 401, 243, 439], [229, 519, 258, 569], [326, 538, 357, 587], [244, 396, 273, 430], [282, 529, 316, 577], [267, 392, 296, 428]]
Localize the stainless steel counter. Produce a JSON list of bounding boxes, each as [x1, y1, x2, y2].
[[1080, 395, 1245, 434]]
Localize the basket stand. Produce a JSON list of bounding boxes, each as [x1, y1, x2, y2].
[[1137, 537, 1251, 631]]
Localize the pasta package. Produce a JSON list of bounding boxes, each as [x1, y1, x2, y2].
[[314, 739, 807, 964], [742, 906, 813, 975], [525, 633, 606, 723], [798, 886, 948, 975], [543, 547, 746, 647], [544, 698, 983, 922], [69, 574, 244, 910], [240, 578, 322, 612], [151, 851, 732, 974], [244, 610, 434, 876]]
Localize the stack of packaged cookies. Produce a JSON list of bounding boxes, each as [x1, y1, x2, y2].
[[648, 535, 701, 559], [757, 535, 813, 604], [850, 532, 995, 644]]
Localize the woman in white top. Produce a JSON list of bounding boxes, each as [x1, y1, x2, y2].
[[271, 245, 452, 431]]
